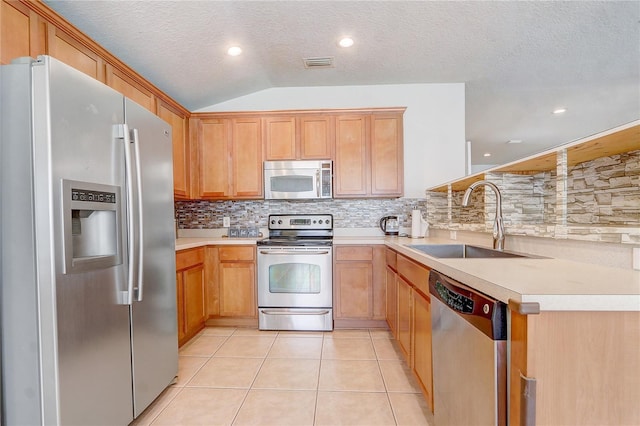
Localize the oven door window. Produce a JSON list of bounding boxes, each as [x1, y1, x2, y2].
[[270, 175, 314, 193], [269, 263, 321, 293]]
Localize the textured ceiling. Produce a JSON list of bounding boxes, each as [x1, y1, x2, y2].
[[44, 1, 640, 166]]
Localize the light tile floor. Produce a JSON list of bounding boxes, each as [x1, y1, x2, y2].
[[132, 327, 433, 426]]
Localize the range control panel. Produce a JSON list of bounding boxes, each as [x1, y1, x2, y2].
[[268, 214, 333, 230]]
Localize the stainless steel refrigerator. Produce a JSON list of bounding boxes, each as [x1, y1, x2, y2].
[[0, 55, 178, 425]]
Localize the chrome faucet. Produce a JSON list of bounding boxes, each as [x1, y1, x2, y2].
[[462, 180, 505, 251]]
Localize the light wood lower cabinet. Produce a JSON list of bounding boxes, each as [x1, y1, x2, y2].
[[176, 247, 206, 347], [387, 249, 434, 412], [206, 245, 257, 326], [412, 288, 433, 410], [509, 309, 640, 425], [396, 275, 412, 359], [333, 245, 387, 328]]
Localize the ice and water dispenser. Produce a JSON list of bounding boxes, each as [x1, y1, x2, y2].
[[62, 179, 122, 273]]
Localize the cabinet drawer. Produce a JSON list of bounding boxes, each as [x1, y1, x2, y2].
[[219, 245, 255, 262], [176, 247, 204, 270], [386, 248, 397, 270], [397, 254, 430, 295], [335, 246, 373, 261]]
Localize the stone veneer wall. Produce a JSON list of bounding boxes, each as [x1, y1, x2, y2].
[[175, 198, 429, 230], [425, 149, 640, 244]]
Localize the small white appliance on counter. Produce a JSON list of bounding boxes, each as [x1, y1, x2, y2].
[[0, 56, 178, 425], [264, 160, 332, 200]]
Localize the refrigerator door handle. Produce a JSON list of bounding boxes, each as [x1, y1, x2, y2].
[[131, 128, 145, 302], [119, 123, 135, 306]]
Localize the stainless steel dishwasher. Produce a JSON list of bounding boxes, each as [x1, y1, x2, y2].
[[429, 270, 507, 426]]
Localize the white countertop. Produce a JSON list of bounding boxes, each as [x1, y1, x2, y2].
[[175, 234, 640, 312]]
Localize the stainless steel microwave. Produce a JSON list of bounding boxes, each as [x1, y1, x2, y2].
[[264, 160, 332, 200]]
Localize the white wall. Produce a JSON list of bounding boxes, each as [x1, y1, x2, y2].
[[196, 83, 466, 198]]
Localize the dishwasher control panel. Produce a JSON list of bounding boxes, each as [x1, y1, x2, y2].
[[429, 270, 507, 340], [434, 280, 474, 313]]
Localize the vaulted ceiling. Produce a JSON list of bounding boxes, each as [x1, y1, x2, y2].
[[44, 1, 640, 166]]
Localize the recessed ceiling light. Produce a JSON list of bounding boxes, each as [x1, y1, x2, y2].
[[552, 107, 567, 115], [507, 139, 522, 144], [483, 153, 491, 157], [227, 46, 242, 56], [338, 37, 354, 48]]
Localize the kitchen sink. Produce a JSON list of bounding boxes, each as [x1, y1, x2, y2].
[[407, 244, 528, 259]]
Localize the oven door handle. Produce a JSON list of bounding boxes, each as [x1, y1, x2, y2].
[[260, 309, 331, 316], [259, 250, 330, 255]]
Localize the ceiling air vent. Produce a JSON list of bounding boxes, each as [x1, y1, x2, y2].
[[303, 56, 334, 69]]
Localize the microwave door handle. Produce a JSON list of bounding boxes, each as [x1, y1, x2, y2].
[[316, 170, 320, 197]]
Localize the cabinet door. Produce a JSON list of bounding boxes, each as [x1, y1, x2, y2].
[[184, 265, 206, 334], [371, 113, 403, 196], [334, 261, 373, 319], [47, 25, 105, 81], [1, 0, 45, 64], [413, 289, 433, 410], [299, 115, 333, 159], [232, 118, 263, 198], [386, 266, 398, 338], [219, 262, 256, 317], [397, 276, 412, 362], [199, 118, 231, 198], [264, 116, 296, 160], [158, 101, 190, 198], [176, 272, 185, 343], [334, 115, 368, 197], [105, 63, 155, 112]]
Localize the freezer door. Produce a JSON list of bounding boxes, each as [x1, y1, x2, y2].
[[39, 56, 134, 425], [124, 98, 178, 417]]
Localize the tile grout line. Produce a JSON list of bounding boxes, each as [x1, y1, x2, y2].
[[228, 331, 280, 426], [370, 329, 400, 426]]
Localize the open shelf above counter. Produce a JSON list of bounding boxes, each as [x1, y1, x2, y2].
[[427, 121, 640, 192], [425, 121, 640, 245]]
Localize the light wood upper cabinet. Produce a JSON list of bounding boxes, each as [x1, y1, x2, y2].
[[158, 100, 190, 198], [264, 116, 296, 160], [263, 114, 333, 161], [106, 63, 155, 112], [195, 116, 262, 199], [334, 115, 369, 196], [198, 118, 231, 198], [334, 110, 404, 198], [232, 118, 263, 198], [299, 115, 333, 159], [47, 26, 105, 81], [371, 113, 403, 196], [1, 0, 46, 64]]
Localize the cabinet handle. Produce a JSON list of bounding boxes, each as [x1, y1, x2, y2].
[[508, 299, 540, 315]]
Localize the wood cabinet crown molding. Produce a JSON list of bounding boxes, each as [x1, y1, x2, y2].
[[13, 0, 189, 116], [191, 106, 407, 119]]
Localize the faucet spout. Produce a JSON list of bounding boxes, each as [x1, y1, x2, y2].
[[462, 180, 505, 251]]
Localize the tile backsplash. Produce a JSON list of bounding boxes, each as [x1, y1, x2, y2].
[[426, 149, 640, 244], [175, 198, 429, 229]]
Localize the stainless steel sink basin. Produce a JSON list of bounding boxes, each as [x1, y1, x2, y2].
[[408, 244, 528, 259]]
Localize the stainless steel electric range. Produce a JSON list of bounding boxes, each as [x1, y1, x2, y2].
[[256, 214, 333, 331]]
